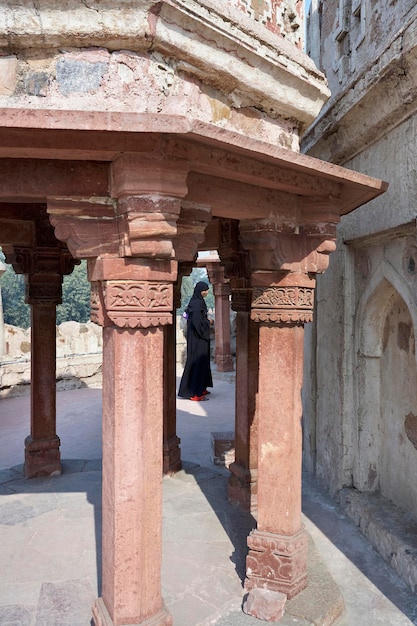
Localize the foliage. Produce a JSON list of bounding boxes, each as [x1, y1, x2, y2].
[[57, 261, 91, 324], [0, 263, 30, 328], [179, 267, 214, 312], [0, 254, 91, 328]]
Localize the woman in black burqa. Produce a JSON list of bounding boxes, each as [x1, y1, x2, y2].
[[178, 281, 213, 401]]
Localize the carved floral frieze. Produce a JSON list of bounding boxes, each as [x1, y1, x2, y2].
[[91, 280, 173, 329], [251, 285, 314, 324]]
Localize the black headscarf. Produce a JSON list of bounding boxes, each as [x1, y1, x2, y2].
[[188, 281, 209, 314]]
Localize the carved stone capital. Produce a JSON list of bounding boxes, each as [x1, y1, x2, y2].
[[27, 272, 63, 305], [217, 218, 251, 282], [231, 287, 253, 313], [205, 261, 232, 297], [111, 152, 189, 256], [240, 220, 337, 275], [250, 273, 315, 325], [49, 195, 185, 262], [91, 280, 173, 329], [117, 195, 180, 259], [175, 203, 212, 262], [245, 527, 308, 599], [5, 208, 78, 305]]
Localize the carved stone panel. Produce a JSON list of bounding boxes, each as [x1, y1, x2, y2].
[[251, 284, 315, 324], [245, 528, 308, 599], [91, 280, 173, 329]]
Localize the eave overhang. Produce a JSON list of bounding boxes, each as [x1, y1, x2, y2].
[[0, 110, 388, 221]]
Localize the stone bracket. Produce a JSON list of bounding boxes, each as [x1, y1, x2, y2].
[[240, 221, 337, 275]]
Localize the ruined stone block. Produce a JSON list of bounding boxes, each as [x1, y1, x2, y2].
[[211, 431, 235, 467], [243, 588, 287, 622]]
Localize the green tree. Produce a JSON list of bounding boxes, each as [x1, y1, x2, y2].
[[0, 254, 91, 328], [57, 261, 91, 324], [0, 264, 30, 328]]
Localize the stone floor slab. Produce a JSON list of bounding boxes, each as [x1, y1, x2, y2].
[[0, 385, 416, 625], [34, 579, 95, 626], [0, 604, 35, 626]]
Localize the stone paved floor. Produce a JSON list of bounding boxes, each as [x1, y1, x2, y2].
[[0, 376, 416, 625]]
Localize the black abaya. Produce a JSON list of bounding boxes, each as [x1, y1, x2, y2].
[[178, 282, 213, 399]]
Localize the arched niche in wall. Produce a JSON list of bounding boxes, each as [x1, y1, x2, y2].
[[353, 261, 417, 521]]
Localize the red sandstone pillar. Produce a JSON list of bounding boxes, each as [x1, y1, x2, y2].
[[89, 272, 175, 626], [162, 279, 183, 475], [228, 288, 259, 512], [89, 153, 193, 626], [48, 156, 210, 626], [205, 259, 234, 372], [25, 287, 61, 478], [243, 273, 314, 602], [238, 216, 339, 616], [8, 208, 77, 479], [163, 319, 181, 475], [94, 320, 171, 626]]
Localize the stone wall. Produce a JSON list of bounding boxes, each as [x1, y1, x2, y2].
[[302, 0, 417, 590], [1, 314, 234, 398], [0, 0, 326, 148], [306, 0, 417, 108], [0, 321, 103, 398], [303, 0, 417, 499]]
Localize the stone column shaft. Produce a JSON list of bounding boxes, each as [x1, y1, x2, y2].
[[257, 323, 304, 533], [228, 308, 259, 512], [239, 217, 333, 611], [7, 209, 77, 479], [244, 318, 309, 601], [93, 325, 171, 626], [163, 321, 181, 475], [25, 300, 61, 478], [213, 282, 233, 372], [205, 261, 234, 372]]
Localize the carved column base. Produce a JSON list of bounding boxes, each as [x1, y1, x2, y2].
[[228, 463, 257, 513], [163, 435, 182, 475], [24, 435, 61, 478], [92, 598, 173, 626], [244, 527, 308, 600], [215, 353, 234, 372]]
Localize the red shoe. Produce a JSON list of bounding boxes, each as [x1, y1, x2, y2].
[[190, 395, 208, 401], [202, 389, 210, 396]]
